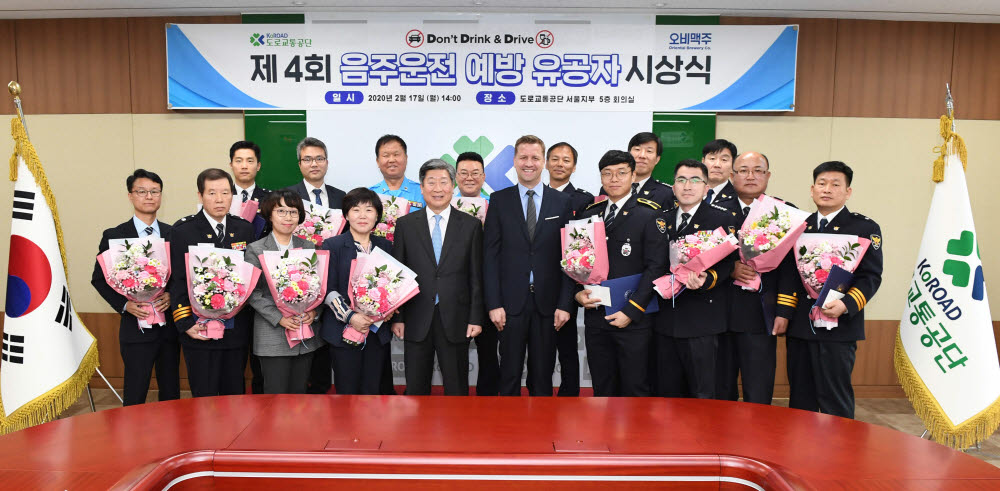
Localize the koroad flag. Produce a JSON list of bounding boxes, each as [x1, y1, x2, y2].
[[1, 117, 98, 434], [896, 147, 1000, 450]]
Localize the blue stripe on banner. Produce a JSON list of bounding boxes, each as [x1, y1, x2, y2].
[[684, 26, 797, 111], [167, 25, 276, 109]]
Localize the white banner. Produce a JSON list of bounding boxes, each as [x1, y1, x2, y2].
[[897, 152, 1000, 447], [167, 14, 797, 112]]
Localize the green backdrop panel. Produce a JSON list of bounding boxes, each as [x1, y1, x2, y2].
[[244, 110, 307, 191], [651, 112, 716, 185]]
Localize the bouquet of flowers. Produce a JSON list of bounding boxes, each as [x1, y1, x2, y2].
[[560, 217, 609, 285], [258, 249, 330, 348], [345, 247, 420, 346], [794, 234, 871, 329], [97, 238, 171, 330], [735, 195, 811, 290], [653, 227, 738, 299], [185, 246, 260, 339], [293, 203, 346, 246], [451, 196, 488, 224], [372, 194, 411, 242]]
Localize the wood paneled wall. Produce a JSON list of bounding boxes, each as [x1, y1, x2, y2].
[[721, 18, 1000, 119], [0, 16, 996, 118]]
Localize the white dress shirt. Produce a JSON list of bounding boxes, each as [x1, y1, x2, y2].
[[818, 206, 845, 229], [708, 181, 729, 203], [675, 202, 702, 229], [426, 205, 452, 243], [303, 180, 329, 207]]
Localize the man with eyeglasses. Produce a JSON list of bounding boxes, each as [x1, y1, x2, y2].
[[716, 152, 800, 405], [574, 151, 667, 397], [370, 134, 425, 210], [702, 139, 738, 209], [91, 169, 179, 406], [654, 159, 739, 399], [229, 140, 271, 240], [452, 151, 499, 396], [286, 136, 346, 211], [171, 168, 256, 397]]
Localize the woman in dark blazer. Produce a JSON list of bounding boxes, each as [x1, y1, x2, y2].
[[321, 187, 393, 395]]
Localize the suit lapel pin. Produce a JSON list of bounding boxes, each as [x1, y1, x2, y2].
[[229, 232, 235, 237], [206, 234, 213, 238], [833, 226, 840, 231], [622, 211, 628, 215], [693, 224, 700, 229], [644, 190, 650, 195]]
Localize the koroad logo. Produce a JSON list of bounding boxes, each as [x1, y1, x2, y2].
[[439, 135, 516, 194], [250, 32, 264, 47], [942, 230, 985, 301]]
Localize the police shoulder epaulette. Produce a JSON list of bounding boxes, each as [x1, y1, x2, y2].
[[710, 203, 728, 212], [636, 198, 660, 210], [851, 211, 872, 221], [259, 186, 272, 194], [227, 213, 251, 223], [177, 213, 197, 224], [585, 199, 608, 210]]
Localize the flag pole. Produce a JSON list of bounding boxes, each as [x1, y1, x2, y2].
[[7, 81, 124, 408]]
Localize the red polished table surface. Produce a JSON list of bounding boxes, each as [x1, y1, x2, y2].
[[0, 395, 998, 490]]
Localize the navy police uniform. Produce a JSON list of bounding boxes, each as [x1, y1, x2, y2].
[[575, 196, 667, 396], [654, 202, 739, 399], [786, 208, 883, 419], [716, 196, 801, 405], [170, 212, 255, 397]]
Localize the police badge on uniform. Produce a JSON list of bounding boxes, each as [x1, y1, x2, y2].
[[655, 218, 666, 234], [621, 241, 632, 256], [871, 234, 882, 250]]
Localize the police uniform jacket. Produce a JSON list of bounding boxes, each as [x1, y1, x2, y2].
[[654, 202, 740, 338], [169, 212, 256, 350], [787, 208, 883, 342], [561, 182, 595, 217], [719, 195, 801, 334], [577, 196, 668, 328], [601, 178, 675, 211], [708, 181, 739, 210]]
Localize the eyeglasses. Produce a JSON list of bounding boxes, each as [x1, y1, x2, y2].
[[274, 209, 300, 218], [600, 170, 632, 181], [674, 177, 706, 185], [735, 168, 768, 177], [132, 189, 162, 197], [300, 156, 328, 164], [458, 170, 483, 178]]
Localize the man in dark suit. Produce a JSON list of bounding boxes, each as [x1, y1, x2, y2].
[[716, 152, 800, 405], [787, 161, 883, 419], [655, 160, 739, 399], [285, 136, 346, 210], [702, 139, 739, 209], [391, 159, 484, 395], [91, 169, 179, 406], [599, 132, 675, 210], [484, 135, 575, 397], [544, 141, 593, 396], [229, 140, 270, 395], [170, 168, 256, 398], [229, 140, 272, 240], [453, 151, 498, 396], [283, 136, 345, 394], [574, 151, 667, 397]]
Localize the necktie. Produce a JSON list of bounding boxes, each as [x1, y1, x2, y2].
[[312, 188, 323, 206], [705, 189, 715, 204], [742, 206, 750, 217], [679, 212, 691, 232], [215, 223, 224, 241], [242, 190, 249, 203], [432, 214, 443, 304], [525, 190, 537, 241], [819, 217, 829, 232], [631, 182, 639, 195], [604, 203, 618, 229], [143, 226, 154, 236]]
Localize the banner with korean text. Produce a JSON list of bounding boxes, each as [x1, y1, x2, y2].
[[166, 14, 797, 112]]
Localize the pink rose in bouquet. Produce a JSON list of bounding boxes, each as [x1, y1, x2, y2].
[[258, 249, 330, 348], [345, 248, 420, 346], [185, 246, 260, 339], [794, 234, 871, 329], [372, 194, 411, 243], [560, 217, 608, 285], [293, 204, 346, 246], [97, 238, 171, 330], [735, 195, 811, 290], [653, 227, 738, 299]]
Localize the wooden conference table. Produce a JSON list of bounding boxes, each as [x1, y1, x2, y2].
[[0, 395, 998, 490]]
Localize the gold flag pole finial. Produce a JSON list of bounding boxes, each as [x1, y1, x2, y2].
[[8, 80, 27, 136]]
